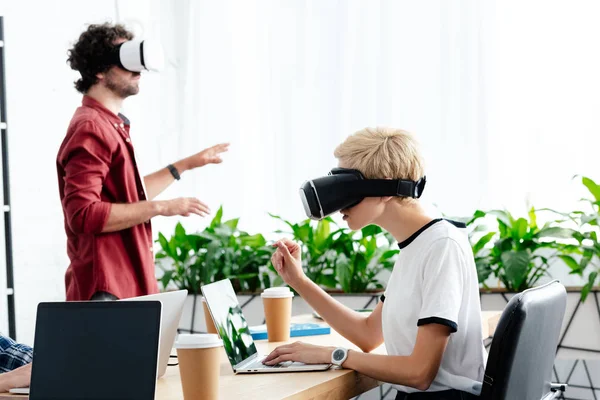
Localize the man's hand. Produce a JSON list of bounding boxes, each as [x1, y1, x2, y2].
[[158, 198, 211, 217], [178, 143, 230, 171], [263, 342, 334, 366], [0, 363, 31, 392]]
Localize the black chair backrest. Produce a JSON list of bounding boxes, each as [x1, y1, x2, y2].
[[480, 280, 567, 400]]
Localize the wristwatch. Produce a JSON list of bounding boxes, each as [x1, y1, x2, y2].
[[331, 347, 348, 367]]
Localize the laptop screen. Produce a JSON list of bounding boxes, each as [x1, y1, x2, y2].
[[30, 301, 161, 400], [202, 279, 258, 367]]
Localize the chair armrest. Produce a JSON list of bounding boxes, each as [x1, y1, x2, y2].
[[550, 382, 567, 392], [541, 383, 567, 400]]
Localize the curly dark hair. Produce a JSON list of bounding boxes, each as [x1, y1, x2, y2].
[[67, 23, 134, 94]]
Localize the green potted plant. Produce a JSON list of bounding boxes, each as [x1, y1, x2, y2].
[[544, 176, 600, 301], [468, 207, 575, 292], [333, 225, 399, 294], [155, 206, 275, 333], [268, 215, 343, 289], [156, 206, 274, 294], [269, 215, 399, 294]]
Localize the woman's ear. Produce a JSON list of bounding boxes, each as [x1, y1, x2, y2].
[[96, 72, 105, 81]]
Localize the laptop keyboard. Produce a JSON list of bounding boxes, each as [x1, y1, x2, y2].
[[248, 359, 296, 369]]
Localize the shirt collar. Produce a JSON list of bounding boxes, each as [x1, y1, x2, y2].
[[82, 95, 130, 126]]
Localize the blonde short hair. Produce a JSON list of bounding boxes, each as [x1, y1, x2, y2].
[[334, 126, 425, 182]]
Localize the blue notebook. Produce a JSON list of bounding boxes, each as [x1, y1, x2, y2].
[[249, 323, 330, 340]]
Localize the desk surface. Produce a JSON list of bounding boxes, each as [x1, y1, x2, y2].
[[1, 312, 501, 400]]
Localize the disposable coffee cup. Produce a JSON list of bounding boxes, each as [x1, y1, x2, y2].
[[175, 334, 223, 400], [261, 287, 294, 342], [201, 297, 218, 334]]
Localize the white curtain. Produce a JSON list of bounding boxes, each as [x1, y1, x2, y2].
[[116, 0, 493, 238], [116, 0, 600, 262]]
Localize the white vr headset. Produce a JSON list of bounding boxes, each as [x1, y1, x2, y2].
[[109, 39, 164, 72]]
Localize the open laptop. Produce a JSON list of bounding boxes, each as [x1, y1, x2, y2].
[[121, 289, 188, 378], [12, 301, 162, 400], [201, 279, 331, 373]]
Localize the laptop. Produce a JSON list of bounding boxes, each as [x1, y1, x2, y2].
[[121, 289, 188, 378], [17, 301, 162, 400], [201, 279, 331, 373]]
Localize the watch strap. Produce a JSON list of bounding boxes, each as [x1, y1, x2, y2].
[[167, 164, 181, 180]]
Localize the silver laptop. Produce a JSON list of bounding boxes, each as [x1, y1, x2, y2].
[[122, 289, 188, 378], [201, 279, 331, 373]]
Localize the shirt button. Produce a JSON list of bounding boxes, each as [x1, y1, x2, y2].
[[120, 123, 125, 128], [149, 246, 153, 252], [113, 123, 118, 128], [126, 138, 131, 143]]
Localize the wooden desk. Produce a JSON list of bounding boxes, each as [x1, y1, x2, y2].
[[0, 312, 502, 400], [157, 312, 501, 400]]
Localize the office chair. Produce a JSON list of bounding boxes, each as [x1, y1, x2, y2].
[[480, 280, 567, 400]]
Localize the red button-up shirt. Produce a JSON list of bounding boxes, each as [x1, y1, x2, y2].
[[57, 96, 159, 301]]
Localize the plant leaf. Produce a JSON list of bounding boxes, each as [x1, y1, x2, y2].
[[315, 219, 331, 249], [582, 177, 600, 202], [473, 232, 496, 254], [224, 218, 240, 230], [512, 218, 528, 241], [501, 250, 531, 290], [558, 255, 582, 275], [335, 253, 352, 293], [489, 210, 513, 228], [319, 273, 338, 289], [467, 210, 487, 226], [475, 259, 493, 283], [537, 227, 577, 239], [158, 232, 170, 254], [210, 205, 224, 228], [581, 271, 598, 302], [175, 222, 186, 239], [361, 225, 382, 237], [528, 207, 538, 230], [239, 233, 267, 248], [159, 270, 174, 290]]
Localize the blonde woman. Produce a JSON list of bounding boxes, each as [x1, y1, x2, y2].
[[265, 128, 486, 400]]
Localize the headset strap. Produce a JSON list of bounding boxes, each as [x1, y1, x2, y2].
[[355, 176, 426, 198]]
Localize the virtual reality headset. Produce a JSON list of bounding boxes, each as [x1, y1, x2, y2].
[[108, 39, 164, 72], [299, 167, 426, 220]]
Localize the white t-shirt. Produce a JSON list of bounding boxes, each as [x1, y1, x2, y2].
[[381, 219, 487, 395]]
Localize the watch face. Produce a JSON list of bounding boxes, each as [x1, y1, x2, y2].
[[333, 349, 345, 361]]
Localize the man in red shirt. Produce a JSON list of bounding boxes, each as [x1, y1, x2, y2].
[[57, 23, 228, 301]]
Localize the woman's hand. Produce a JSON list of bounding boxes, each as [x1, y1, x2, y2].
[[262, 342, 334, 366], [271, 238, 307, 288]]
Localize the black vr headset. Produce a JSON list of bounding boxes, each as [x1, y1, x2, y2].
[[299, 168, 426, 220]]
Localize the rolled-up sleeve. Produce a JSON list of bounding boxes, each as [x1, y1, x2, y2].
[[60, 121, 112, 235], [0, 335, 32, 373]]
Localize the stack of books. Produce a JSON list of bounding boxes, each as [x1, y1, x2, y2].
[[249, 322, 331, 340]]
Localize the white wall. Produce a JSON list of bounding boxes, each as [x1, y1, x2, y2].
[[0, 1, 120, 344]]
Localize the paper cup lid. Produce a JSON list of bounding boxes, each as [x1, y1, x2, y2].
[[261, 287, 294, 298], [175, 334, 222, 349]]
